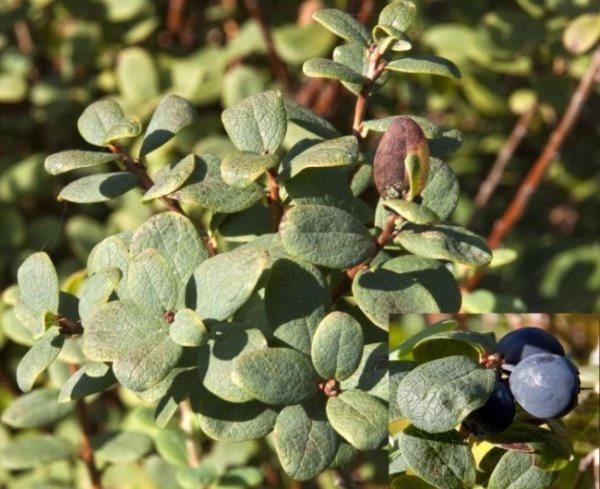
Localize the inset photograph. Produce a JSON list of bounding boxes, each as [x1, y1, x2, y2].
[[389, 313, 599, 489]]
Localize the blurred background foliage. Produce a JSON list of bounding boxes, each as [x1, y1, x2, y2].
[[0, 0, 599, 487]]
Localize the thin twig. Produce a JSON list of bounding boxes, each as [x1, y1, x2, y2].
[[466, 48, 600, 290], [352, 46, 385, 139], [179, 400, 201, 467], [70, 364, 102, 489], [167, 0, 187, 35], [471, 104, 537, 212], [107, 144, 217, 256], [244, 0, 293, 92]]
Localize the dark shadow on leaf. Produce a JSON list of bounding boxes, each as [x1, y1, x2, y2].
[[140, 129, 174, 157], [98, 173, 139, 199]]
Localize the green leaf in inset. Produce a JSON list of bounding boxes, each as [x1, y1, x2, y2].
[[311, 312, 364, 381], [377, 1, 416, 32], [1, 388, 73, 428], [58, 362, 117, 402], [92, 431, 153, 464], [303, 58, 369, 85], [170, 309, 207, 347], [413, 331, 496, 363], [420, 157, 459, 220], [170, 154, 264, 213], [216, 203, 272, 243], [232, 348, 319, 405], [17, 252, 59, 317], [389, 361, 417, 421], [277, 136, 358, 183], [265, 258, 331, 355], [389, 319, 457, 361], [563, 13, 600, 55], [194, 387, 278, 442], [198, 324, 267, 403], [140, 94, 197, 156], [221, 151, 280, 189], [130, 211, 209, 300], [283, 97, 341, 140], [487, 450, 558, 489], [398, 425, 476, 489], [339, 343, 388, 402], [397, 356, 495, 433], [142, 154, 196, 203], [274, 399, 339, 481], [0, 435, 74, 470], [383, 199, 441, 225], [386, 55, 461, 79], [353, 255, 462, 328], [44, 150, 123, 175], [16, 326, 64, 392], [57, 172, 140, 203], [78, 268, 122, 323], [312, 9, 371, 47], [117, 47, 159, 105], [177, 465, 219, 488], [280, 204, 374, 269], [190, 247, 268, 322], [395, 223, 492, 267], [326, 390, 387, 451], [128, 248, 179, 313], [77, 99, 142, 146], [221, 90, 286, 154]]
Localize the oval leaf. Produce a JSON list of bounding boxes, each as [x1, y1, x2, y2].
[[170, 154, 265, 213], [488, 450, 559, 489], [311, 311, 364, 381], [232, 348, 319, 406], [221, 90, 287, 154], [326, 390, 387, 451], [377, 1, 417, 32], [221, 151, 280, 189], [383, 199, 441, 225], [395, 223, 493, 267], [312, 9, 371, 46], [1, 388, 73, 428], [274, 400, 339, 481], [385, 55, 461, 79], [397, 355, 495, 433], [170, 308, 208, 347], [265, 258, 331, 356], [128, 248, 179, 313], [277, 136, 358, 183], [16, 326, 65, 392], [45, 150, 123, 175], [353, 255, 462, 328], [142, 154, 196, 202], [77, 99, 142, 146], [57, 172, 140, 203], [0, 435, 74, 470], [17, 251, 59, 320], [303, 58, 369, 84], [398, 425, 477, 489], [140, 94, 197, 156], [191, 247, 268, 322], [280, 204, 375, 269]]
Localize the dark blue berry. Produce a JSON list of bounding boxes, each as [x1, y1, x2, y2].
[[508, 353, 579, 419], [464, 380, 515, 436], [495, 327, 564, 365]]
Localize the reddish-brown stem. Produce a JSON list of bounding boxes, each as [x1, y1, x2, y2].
[[471, 104, 537, 212], [167, 0, 186, 35], [70, 364, 101, 489], [244, 0, 293, 92], [332, 214, 397, 303], [57, 315, 83, 335], [107, 144, 217, 256], [266, 169, 282, 231], [352, 47, 385, 140], [14, 20, 34, 55], [467, 48, 600, 290]]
